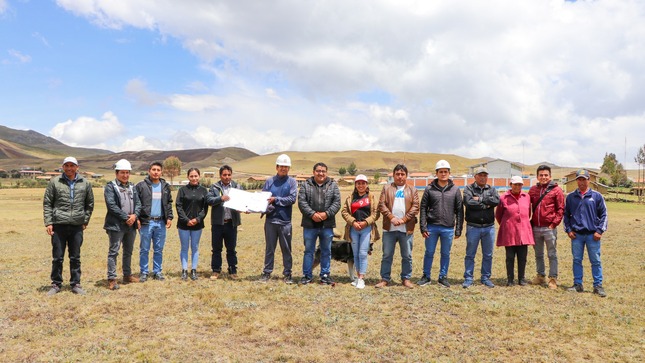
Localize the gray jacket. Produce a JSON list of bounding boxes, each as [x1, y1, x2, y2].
[[420, 179, 464, 236], [43, 173, 94, 226], [298, 176, 341, 229], [206, 181, 241, 226], [103, 179, 141, 232]]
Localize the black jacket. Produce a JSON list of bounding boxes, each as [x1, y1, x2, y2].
[[206, 181, 241, 226], [463, 182, 499, 227], [103, 179, 141, 232], [175, 183, 208, 230], [420, 179, 464, 236], [135, 176, 173, 224]]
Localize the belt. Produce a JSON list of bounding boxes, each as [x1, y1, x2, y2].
[[224, 219, 232, 223], [150, 217, 164, 221]]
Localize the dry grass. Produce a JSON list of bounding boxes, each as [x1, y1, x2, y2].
[[0, 188, 643, 362]]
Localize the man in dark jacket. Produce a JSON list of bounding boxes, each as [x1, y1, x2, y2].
[[528, 165, 564, 289], [417, 160, 464, 288], [104, 159, 141, 290], [206, 165, 242, 280], [461, 167, 499, 288], [298, 162, 341, 285], [564, 169, 608, 297], [43, 156, 94, 295], [136, 161, 173, 282]]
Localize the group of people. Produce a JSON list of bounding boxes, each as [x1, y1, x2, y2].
[[43, 154, 608, 297]]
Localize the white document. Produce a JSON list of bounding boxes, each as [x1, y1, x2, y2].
[[223, 188, 272, 213]]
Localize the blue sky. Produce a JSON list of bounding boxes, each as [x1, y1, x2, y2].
[[1, 0, 644, 169]]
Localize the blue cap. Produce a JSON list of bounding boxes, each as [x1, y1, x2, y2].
[[575, 169, 590, 179]]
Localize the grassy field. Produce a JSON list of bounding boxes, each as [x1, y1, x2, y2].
[[0, 187, 643, 362]]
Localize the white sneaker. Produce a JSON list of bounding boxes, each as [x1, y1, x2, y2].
[[351, 278, 358, 287], [356, 278, 365, 289]]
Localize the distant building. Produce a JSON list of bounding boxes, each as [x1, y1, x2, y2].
[[468, 159, 523, 178], [562, 169, 608, 194]]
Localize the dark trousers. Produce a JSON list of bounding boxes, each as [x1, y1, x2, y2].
[[51, 224, 84, 287], [211, 222, 238, 274], [505, 245, 528, 282]]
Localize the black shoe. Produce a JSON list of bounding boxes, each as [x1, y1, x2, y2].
[[139, 273, 148, 283], [593, 285, 607, 297], [258, 272, 271, 283], [181, 270, 188, 281], [320, 274, 334, 285], [506, 280, 515, 287], [568, 284, 584, 293], [519, 278, 528, 286], [437, 276, 450, 288], [300, 276, 313, 285], [417, 275, 431, 286], [283, 274, 294, 284], [153, 272, 165, 281], [190, 269, 198, 281]]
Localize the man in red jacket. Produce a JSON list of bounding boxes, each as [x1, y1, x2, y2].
[[528, 165, 564, 289]]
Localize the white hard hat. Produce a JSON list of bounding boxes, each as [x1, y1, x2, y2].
[[114, 159, 132, 171], [276, 154, 291, 167], [435, 159, 451, 171]]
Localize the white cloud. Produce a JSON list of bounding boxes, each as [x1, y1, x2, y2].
[[7, 49, 31, 63], [50, 112, 124, 147], [0, 0, 7, 14], [52, 0, 645, 168]]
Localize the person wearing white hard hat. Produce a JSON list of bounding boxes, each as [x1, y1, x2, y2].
[[341, 174, 380, 289], [104, 159, 141, 290], [298, 162, 341, 285], [43, 156, 95, 296], [495, 175, 534, 286], [259, 154, 298, 284], [417, 160, 464, 288], [374, 164, 420, 289]]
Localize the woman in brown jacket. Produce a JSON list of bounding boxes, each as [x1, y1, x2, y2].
[[341, 175, 380, 289]]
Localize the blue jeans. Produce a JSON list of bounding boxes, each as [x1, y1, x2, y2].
[[350, 225, 372, 275], [302, 227, 333, 278], [423, 225, 454, 279], [179, 228, 202, 270], [571, 233, 603, 287], [380, 231, 413, 281], [464, 225, 495, 282], [139, 220, 167, 275]]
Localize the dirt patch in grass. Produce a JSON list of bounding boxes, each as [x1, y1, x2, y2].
[[0, 188, 643, 362]]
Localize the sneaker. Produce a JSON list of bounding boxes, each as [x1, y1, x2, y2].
[[462, 280, 473, 289], [481, 279, 495, 288], [300, 276, 313, 285], [548, 277, 558, 290], [258, 273, 271, 283], [181, 270, 188, 281], [568, 284, 584, 293], [506, 280, 515, 287], [47, 284, 61, 296], [190, 269, 198, 281], [356, 278, 365, 289], [351, 278, 358, 287], [283, 274, 294, 284], [122, 275, 139, 284], [108, 279, 119, 290], [71, 285, 86, 295], [210, 272, 220, 280], [402, 279, 414, 289], [519, 278, 528, 286], [417, 275, 431, 286], [531, 274, 546, 285], [374, 280, 389, 288], [139, 273, 148, 282], [593, 285, 607, 297], [437, 276, 451, 288], [152, 272, 165, 281], [320, 274, 334, 285]]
